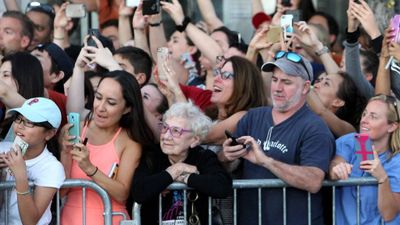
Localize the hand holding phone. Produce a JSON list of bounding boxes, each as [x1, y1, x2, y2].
[[87, 29, 101, 47], [225, 130, 246, 148], [68, 113, 80, 144]]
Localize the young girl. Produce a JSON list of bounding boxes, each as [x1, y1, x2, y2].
[[0, 97, 65, 225]]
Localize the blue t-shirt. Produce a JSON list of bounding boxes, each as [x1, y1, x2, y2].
[[335, 133, 400, 225], [235, 104, 335, 225]]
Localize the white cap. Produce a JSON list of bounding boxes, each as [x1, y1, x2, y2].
[[8, 97, 61, 129]]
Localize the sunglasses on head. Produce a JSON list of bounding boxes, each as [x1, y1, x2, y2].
[[380, 94, 400, 122], [26, 2, 55, 17], [274, 51, 311, 81]]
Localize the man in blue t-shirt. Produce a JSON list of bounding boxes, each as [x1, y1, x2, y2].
[[219, 52, 335, 225]]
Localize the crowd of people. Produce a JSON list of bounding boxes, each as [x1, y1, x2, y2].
[[0, 0, 399, 225]]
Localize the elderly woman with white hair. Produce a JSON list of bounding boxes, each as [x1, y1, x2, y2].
[[131, 102, 232, 225]]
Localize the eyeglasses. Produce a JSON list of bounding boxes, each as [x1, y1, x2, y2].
[[26, 2, 55, 18], [213, 68, 234, 80], [14, 116, 36, 128], [274, 51, 311, 81], [159, 122, 193, 138]]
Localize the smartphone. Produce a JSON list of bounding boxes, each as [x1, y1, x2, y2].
[[66, 4, 86, 18], [12, 136, 29, 155], [142, 0, 160, 15], [87, 29, 101, 48], [355, 133, 373, 161], [280, 14, 293, 40], [157, 47, 169, 80], [281, 0, 292, 7], [68, 112, 80, 144], [225, 130, 246, 148], [266, 25, 282, 43], [354, 0, 361, 4], [108, 162, 119, 179], [390, 15, 400, 43], [285, 10, 302, 22], [126, 0, 140, 8]]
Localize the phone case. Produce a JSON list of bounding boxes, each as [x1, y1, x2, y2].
[[87, 29, 100, 47], [68, 113, 80, 144], [266, 26, 282, 43], [142, 0, 160, 15], [13, 136, 29, 155], [391, 15, 400, 43], [66, 4, 86, 18], [354, 133, 373, 161], [157, 47, 169, 80]]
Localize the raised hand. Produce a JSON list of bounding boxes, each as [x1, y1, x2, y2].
[[160, 0, 185, 25], [349, 0, 380, 39], [346, 0, 360, 33]]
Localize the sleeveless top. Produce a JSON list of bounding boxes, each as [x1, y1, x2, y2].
[[61, 123, 128, 225]]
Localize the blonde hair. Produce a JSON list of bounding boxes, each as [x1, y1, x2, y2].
[[369, 95, 400, 156]]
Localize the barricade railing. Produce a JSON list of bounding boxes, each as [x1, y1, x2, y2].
[[131, 177, 382, 225], [0, 179, 113, 225]]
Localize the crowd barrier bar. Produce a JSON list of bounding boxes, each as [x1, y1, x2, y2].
[[0, 179, 113, 225], [130, 177, 381, 225]]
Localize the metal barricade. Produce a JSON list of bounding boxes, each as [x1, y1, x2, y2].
[[0, 179, 113, 225], [130, 177, 382, 225]]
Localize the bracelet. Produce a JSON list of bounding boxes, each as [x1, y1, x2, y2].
[[16, 189, 31, 195], [315, 46, 330, 56], [53, 36, 65, 40], [378, 176, 388, 184], [176, 17, 191, 32], [149, 21, 162, 27], [87, 166, 98, 177]]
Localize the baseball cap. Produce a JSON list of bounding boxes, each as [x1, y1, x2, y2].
[[8, 97, 61, 129], [36, 43, 74, 77], [252, 12, 272, 30], [261, 52, 313, 81], [26, 2, 55, 20]]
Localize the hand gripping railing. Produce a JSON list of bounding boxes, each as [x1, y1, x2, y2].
[[0, 179, 113, 225]]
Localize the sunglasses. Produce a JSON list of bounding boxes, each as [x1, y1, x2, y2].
[[381, 95, 400, 122], [213, 68, 234, 80], [274, 51, 311, 81], [26, 2, 55, 18]]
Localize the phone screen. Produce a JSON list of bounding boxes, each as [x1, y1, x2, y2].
[[13, 136, 29, 155]]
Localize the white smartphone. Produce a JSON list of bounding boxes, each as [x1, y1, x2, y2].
[[12, 136, 29, 155], [280, 14, 294, 40], [126, 0, 140, 8], [157, 47, 169, 81], [66, 4, 86, 18]]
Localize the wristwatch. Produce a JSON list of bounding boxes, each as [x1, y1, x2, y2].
[[315, 46, 330, 56]]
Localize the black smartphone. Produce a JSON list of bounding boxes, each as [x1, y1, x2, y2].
[[225, 130, 246, 148], [281, 0, 292, 7], [87, 29, 100, 47], [354, 0, 361, 4], [142, 0, 160, 15]]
